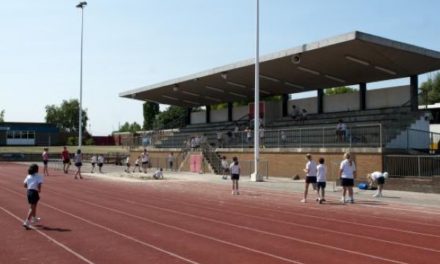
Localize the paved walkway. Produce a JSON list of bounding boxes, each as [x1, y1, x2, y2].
[[62, 163, 440, 209]]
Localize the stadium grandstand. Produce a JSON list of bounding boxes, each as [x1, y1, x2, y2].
[[119, 31, 440, 192]]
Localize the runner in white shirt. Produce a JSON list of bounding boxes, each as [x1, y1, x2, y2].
[[124, 156, 131, 173], [22, 164, 43, 229], [97, 155, 104, 173], [339, 152, 356, 203], [133, 156, 141, 173], [301, 154, 317, 203], [316, 158, 327, 203], [221, 156, 229, 180], [141, 149, 149, 173], [90, 155, 97, 173], [42, 147, 49, 177], [368, 171, 388, 197], [73, 149, 83, 180], [229, 157, 241, 195]]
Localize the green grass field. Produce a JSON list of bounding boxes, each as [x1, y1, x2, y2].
[[0, 145, 129, 154]]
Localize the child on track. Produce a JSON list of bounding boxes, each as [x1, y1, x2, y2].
[[141, 149, 149, 173], [316, 157, 327, 203], [97, 154, 104, 173], [368, 171, 388, 197], [340, 152, 356, 203], [73, 149, 83, 180], [61, 146, 70, 174], [42, 147, 49, 177], [23, 164, 43, 229], [153, 168, 164, 179], [301, 154, 317, 203], [132, 156, 141, 173], [230, 157, 241, 195], [90, 154, 97, 173], [124, 155, 131, 173]]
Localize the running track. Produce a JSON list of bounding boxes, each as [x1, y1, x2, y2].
[[1, 163, 439, 264]]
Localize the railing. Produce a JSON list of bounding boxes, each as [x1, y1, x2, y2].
[[384, 155, 440, 177], [407, 129, 440, 153]]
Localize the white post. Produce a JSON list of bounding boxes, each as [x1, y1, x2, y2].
[[77, 2, 87, 149], [251, 0, 261, 181]]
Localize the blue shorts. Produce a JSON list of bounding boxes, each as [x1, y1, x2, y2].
[[341, 178, 354, 187], [27, 189, 40, 205], [231, 174, 240, 180], [317, 182, 326, 189]]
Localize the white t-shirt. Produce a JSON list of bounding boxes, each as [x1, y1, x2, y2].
[[336, 123, 346, 132], [230, 162, 240, 175], [23, 174, 43, 190], [340, 159, 356, 179], [74, 153, 82, 163], [371, 171, 383, 180], [317, 164, 326, 182], [153, 170, 163, 178], [306, 160, 317, 177], [42, 151, 49, 161], [91, 156, 97, 163], [141, 153, 149, 163], [97, 156, 104, 164], [221, 159, 229, 169]]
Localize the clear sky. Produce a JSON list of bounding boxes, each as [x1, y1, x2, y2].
[[1, 0, 439, 135]]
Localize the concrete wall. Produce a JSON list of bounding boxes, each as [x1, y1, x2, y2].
[[191, 111, 206, 124], [288, 97, 318, 114], [211, 108, 228, 122], [366, 85, 410, 109], [324, 92, 360, 112], [233, 105, 248, 120]]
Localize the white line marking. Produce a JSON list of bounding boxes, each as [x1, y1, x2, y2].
[[49, 188, 408, 264], [0, 206, 95, 264]]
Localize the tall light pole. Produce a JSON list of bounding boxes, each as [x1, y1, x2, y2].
[[76, 1, 87, 149], [251, 0, 261, 181]]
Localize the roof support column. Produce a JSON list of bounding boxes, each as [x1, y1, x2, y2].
[[186, 107, 192, 125], [359, 82, 367, 110], [228, 102, 233, 122], [317, 89, 324, 114], [206, 105, 211, 123], [410, 75, 419, 111], [282, 94, 289, 117]]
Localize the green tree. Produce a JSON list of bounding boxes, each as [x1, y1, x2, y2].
[[143, 102, 160, 130], [0, 110, 4, 122], [118, 122, 141, 133], [45, 99, 88, 133], [325, 86, 357, 95], [420, 72, 440, 105], [156, 105, 187, 129]]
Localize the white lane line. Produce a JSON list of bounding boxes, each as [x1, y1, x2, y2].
[[141, 194, 440, 254], [164, 182, 440, 235], [0, 187, 199, 264], [53, 189, 408, 264], [43, 194, 304, 264], [0, 206, 95, 264]]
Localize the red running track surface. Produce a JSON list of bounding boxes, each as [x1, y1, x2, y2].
[[1, 162, 440, 264]]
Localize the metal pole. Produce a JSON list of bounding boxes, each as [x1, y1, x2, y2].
[[252, 0, 260, 181], [77, 2, 87, 149]]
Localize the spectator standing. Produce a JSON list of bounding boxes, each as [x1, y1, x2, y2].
[[291, 105, 301, 120], [22, 164, 43, 229], [167, 152, 175, 171], [280, 130, 287, 145], [245, 127, 252, 145], [42, 147, 49, 177], [259, 125, 265, 147], [301, 154, 317, 203], [336, 120, 347, 142], [221, 156, 229, 180], [217, 132, 223, 148], [339, 152, 356, 203]]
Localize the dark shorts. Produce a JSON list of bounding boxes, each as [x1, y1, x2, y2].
[[91, 162, 96, 166], [377, 176, 385, 185], [317, 182, 326, 189], [75, 162, 82, 167], [98, 163, 103, 167], [43, 160, 48, 165], [27, 189, 40, 204], [142, 161, 149, 165], [231, 173, 240, 180], [63, 158, 70, 164], [126, 163, 131, 167], [341, 178, 354, 187], [305, 176, 317, 184]]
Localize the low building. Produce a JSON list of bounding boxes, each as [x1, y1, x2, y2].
[[0, 122, 59, 146]]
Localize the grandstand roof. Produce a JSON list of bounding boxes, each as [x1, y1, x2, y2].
[[119, 31, 440, 107]]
